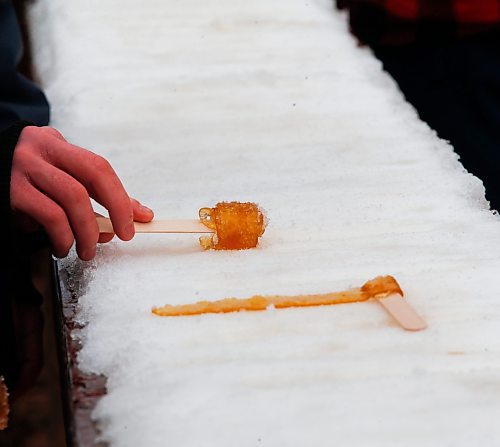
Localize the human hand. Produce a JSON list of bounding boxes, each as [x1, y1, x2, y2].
[[10, 126, 154, 260]]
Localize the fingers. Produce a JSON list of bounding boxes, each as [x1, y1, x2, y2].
[[40, 126, 66, 141], [95, 198, 154, 243], [13, 180, 114, 259], [11, 181, 74, 258], [94, 212, 114, 243], [96, 198, 153, 242], [98, 233, 115, 243], [43, 139, 135, 241], [131, 198, 154, 223], [28, 162, 99, 260], [11, 126, 156, 260]]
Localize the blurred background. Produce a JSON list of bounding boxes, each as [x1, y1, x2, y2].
[[0, 252, 67, 447]]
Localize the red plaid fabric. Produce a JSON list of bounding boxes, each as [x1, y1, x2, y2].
[[337, 0, 500, 45]]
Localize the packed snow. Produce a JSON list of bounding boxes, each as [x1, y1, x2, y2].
[[28, 0, 500, 445]]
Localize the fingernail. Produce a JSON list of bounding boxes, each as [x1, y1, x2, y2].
[[141, 204, 153, 214]]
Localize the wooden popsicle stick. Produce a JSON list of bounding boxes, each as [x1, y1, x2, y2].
[[376, 294, 427, 331], [96, 216, 213, 234]]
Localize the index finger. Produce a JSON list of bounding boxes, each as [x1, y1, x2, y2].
[[45, 139, 135, 241]]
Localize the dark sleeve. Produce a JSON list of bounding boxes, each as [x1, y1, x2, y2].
[[0, 1, 50, 132]]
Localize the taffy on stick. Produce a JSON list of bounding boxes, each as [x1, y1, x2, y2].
[[152, 276, 427, 332], [152, 276, 403, 317], [95, 201, 267, 250], [152, 276, 426, 331]]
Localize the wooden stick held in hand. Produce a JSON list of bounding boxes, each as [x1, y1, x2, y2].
[[96, 216, 212, 234]]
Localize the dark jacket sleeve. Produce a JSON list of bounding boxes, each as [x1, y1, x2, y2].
[[0, 1, 50, 132]]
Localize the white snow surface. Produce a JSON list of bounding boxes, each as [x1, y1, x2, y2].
[[28, 0, 500, 446]]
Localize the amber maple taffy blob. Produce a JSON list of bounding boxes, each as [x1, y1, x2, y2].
[[152, 275, 426, 331], [0, 376, 9, 430], [199, 202, 267, 250], [153, 275, 395, 316]]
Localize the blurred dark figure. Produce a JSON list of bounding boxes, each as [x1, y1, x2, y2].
[[338, 0, 500, 210], [1, 0, 49, 396], [0, 0, 66, 439], [0, 245, 45, 401], [0, 1, 49, 131]]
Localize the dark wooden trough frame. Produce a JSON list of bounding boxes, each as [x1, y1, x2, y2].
[[52, 260, 107, 447]]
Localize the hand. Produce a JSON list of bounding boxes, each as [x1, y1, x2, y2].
[[10, 126, 154, 260]]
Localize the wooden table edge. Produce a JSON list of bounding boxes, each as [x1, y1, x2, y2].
[[51, 259, 108, 447]]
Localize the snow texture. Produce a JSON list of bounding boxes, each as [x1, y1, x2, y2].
[[28, 0, 500, 446]]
